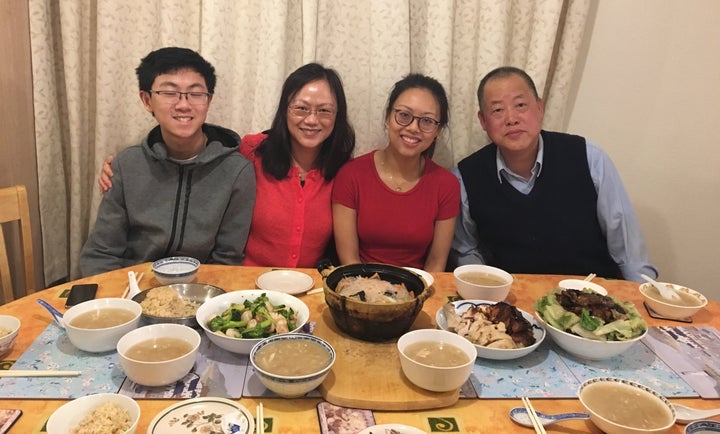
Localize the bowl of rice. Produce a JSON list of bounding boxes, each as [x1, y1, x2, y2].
[[46, 393, 140, 434], [0, 315, 21, 358], [133, 283, 225, 328]]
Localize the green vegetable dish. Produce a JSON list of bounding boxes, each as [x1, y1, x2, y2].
[[535, 288, 647, 341], [207, 293, 298, 339]]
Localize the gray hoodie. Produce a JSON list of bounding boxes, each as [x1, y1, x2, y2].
[[80, 124, 256, 277]]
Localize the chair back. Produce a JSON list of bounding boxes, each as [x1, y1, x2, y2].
[[0, 185, 36, 302]]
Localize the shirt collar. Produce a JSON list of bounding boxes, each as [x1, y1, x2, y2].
[[495, 134, 545, 183]]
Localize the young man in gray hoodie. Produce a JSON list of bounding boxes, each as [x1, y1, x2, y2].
[[80, 47, 256, 277]]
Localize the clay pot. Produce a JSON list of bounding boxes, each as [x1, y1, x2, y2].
[[320, 263, 429, 341]]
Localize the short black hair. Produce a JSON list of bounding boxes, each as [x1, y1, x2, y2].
[[476, 66, 538, 113], [258, 63, 355, 181], [384, 73, 449, 158], [136, 47, 217, 93]]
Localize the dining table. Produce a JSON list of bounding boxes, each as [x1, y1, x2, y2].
[[0, 264, 718, 434]]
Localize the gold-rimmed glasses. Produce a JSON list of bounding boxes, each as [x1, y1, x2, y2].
[[393, 109, 440, 133], [288, 105, 336, 120], [149, 90, 212, 106]]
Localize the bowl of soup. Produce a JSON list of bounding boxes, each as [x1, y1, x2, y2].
[[0, 315, 21, 358], [46, 393, 140, 434], [578, 377, 676, 434], [152, 256, 200, 285], [63, 298, 142, 352], [116, 323, 201, 387], [639, 282, 707, 320], [250, 333, 335, 398], [397, 328, 476, 392], [453, 264, 513, 301]]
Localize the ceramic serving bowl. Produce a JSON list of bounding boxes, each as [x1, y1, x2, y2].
[[46, 393, 140, 434], [535, 312, 647, 360], [196, 289, 310, 354], [639, 282, 707, 319], [0, 315, 21, 358], [435, 300, 545, 360], [321, 263, 429, 341], [152, 256, 200, 285], [116, 323, 201, 387], [132, 283, 226, 328], [250, 333, 335, 398], [63, 298, 142, 352], [578, 377, 675, 434], [397, 328, 476, 392], [453, 264, 513, 301]]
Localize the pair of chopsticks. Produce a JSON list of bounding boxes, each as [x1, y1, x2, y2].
[[521, 397, 546, 434], [0, 370, 81, 377], [121, 272, 144, 298], [584, 273, 597, 282], [256, 402, 264, 434]]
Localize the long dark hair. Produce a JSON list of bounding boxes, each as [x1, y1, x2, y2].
[[384, 73, 449, 159], [257, 63, 355, 181]]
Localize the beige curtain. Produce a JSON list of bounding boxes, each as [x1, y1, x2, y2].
[[29, 0, 591, 283]]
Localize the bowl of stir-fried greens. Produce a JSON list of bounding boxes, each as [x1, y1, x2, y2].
[[534, 288, 648, 360], [196, 290, 310, 354]]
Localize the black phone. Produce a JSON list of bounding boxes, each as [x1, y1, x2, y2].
[[65, 283, 98, 307]]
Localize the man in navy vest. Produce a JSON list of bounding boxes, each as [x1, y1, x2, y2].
[[449, 66, 657, 282]]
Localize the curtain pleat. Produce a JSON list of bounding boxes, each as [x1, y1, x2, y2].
[[29, 0, 590, 283]]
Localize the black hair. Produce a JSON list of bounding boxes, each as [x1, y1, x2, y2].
[[136, 47, 217, 93], [384, 73, 449, 158], [476, 66, 539, 113], [257, 63, 355, 181]]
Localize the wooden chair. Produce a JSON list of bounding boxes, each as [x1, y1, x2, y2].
[[0, 185, 36, 302]]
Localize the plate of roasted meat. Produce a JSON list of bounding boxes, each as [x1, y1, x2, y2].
[[436, 300, 545, 360]]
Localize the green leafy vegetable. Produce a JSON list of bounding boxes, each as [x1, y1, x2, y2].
[[207, 293, 298, 339]]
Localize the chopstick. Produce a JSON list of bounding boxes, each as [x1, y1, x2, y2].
[[0, 370, 81, 377], [256, 402, 264, 434], [583, 273, 597, 282], [521, 397, 546, 434], [305, 287, 323, 295], [121, 271, 144, 298]]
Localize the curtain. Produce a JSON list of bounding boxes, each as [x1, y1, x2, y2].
[[29, 0, 591, 283]]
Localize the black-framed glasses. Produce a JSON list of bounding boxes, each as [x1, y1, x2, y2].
[[149, 90, 212, 106], [393, 109, 440, 133], [288, 105, 337, 120]]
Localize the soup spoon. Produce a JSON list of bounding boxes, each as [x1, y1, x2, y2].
[[640, 273, 681, 302], [36, 299, 65, 328], [509, 407, 589, 427], [673, 403, 720, 424]]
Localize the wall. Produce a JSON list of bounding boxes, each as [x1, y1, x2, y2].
[[566, 0, 720, 300], [0, 0, 45, 300]]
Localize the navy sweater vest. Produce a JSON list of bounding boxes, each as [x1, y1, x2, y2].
[[457, 130, 622, 278]]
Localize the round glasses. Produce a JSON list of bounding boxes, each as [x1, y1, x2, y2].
[[288, 105, 337, 120], [150, 90, 212, 106], [393, 109, 440, 133]]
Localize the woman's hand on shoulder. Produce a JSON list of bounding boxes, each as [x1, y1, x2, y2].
[[98, 154, 115, 193]]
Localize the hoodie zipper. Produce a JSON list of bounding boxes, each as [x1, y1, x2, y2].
[[163, 165, 193, 255]]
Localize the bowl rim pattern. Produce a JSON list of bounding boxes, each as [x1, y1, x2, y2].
[[250, 333, 335, 381]]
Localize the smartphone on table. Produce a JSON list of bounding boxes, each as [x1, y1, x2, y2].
[[65, 283, 98, 307]]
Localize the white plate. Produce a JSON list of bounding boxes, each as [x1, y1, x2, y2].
[[403, 267, 434, 288], [255, 269, 314, 295], [558, 278, 608, 296], [358, 424, 427, 434], [147, 397, 254, 434]]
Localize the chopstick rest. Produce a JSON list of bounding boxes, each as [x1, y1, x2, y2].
[[0, 370, 82, 377]]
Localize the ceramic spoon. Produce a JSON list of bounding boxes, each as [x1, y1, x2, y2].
[[510, 407, 589, 427], [640, 273, 681, 302], [36, 299, 65, 328], [673, 403, 720, 424]]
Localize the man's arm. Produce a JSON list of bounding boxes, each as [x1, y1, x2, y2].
[[448, 167, 485, 269], [79, 159, 130, 276], [209, 159, 256, 265], [587, 141, 658, 282]]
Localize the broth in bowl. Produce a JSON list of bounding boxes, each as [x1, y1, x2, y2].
[[68, 308, 137, 329], [254, 338, 332, 376], [458, 272, 508, 287], [124, 337, 194, 362], [403, 340, 471, 367]]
